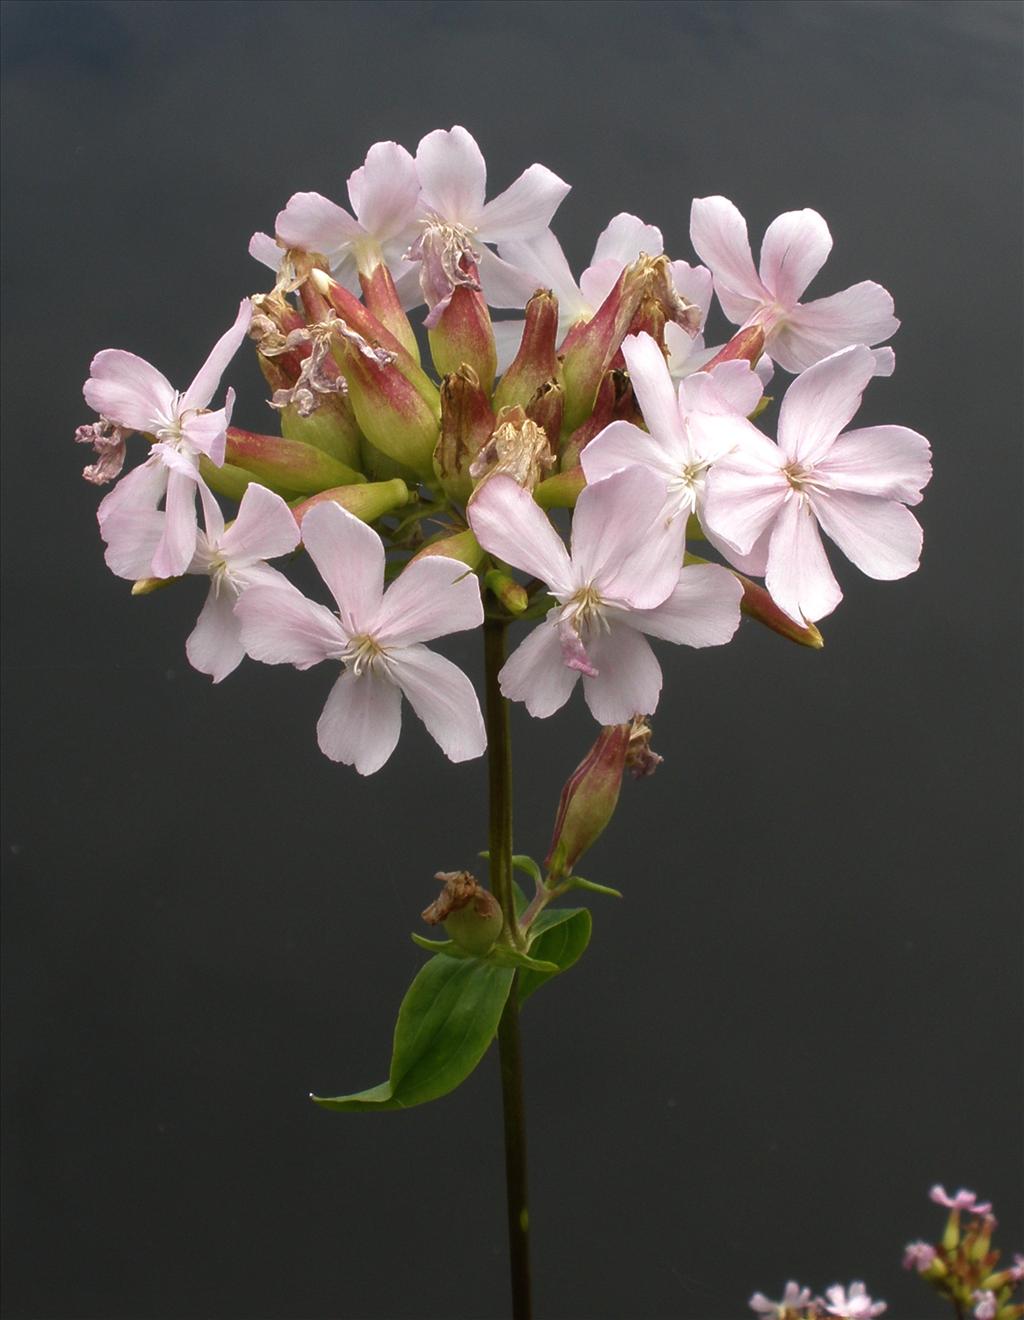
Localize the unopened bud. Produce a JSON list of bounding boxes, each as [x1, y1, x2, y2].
[[292, 478, 412, 528], [469, 406, 554, 495], [702, 324, 766, 371], [428, 278, 498, 392], [493, 290, 560, 413], [485, 569, 528, 615], [334, 335, 441, 480], [545, 721, 641, 881], [131, 575, 177, 596], [198, 455, 289, 501], [728, 564, 824, 649], [434, 366, 496, 502], [410, 527, 485, 569], [422, 871, 503, 955], [279, 392, 363, 472], [560, 368, 632, 470], [359, 262, 420, 362], [225, 427, 364, 494]]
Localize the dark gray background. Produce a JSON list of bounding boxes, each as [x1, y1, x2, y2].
[[2, 2, 1021, 1317]]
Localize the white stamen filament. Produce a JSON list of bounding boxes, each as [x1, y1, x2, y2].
[[343, 633, 386, 678]]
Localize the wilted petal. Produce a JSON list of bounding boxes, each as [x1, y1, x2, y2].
[[667, 260, 714, 328], [186, 580, 245, 683], [621, 332, 687, 450], [468, 476, 573, 595], [180, 300, 252, 414], [416, 125, 488, 224], [375, 555, 483, 648], [300, 500, 384, 635], [690, 196, 766, 305], [592, 212, 663, 266], [275, 191, 362, 258], [317, 667, 402, 774], [766, 495, 842, 623], [810, 489, 923, 580], [776, 345, 876, 466], [759, 208, 833, 305], [219, 482, 300, 564], [151, 464, 200, 579], [500, 617, 580, 717], [84, 350, 176, 431], [818, 425, 931, 506], [389, 644, 486, 762], [626, 563, 743, 646], [771, 281, 899, 373], [477, 163, 571, 242], [236, 582, 348, 668], [571, 466, 681, 609], [347, 140, 419, 240], [581, 624, 662, 724]]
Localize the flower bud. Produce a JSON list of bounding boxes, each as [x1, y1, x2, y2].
[[359, 262, 420, 362], [291, 478, 413, 528], [334, 335, 441, 480], [492, 290, 560, 413], [422, 871, 503, 956], [545, 721, 639, 881], [485, 569, 528, 615], [410, 527, 485, 569], [428, 278, 498, 392], [225, 427, 364, 494], [534, 465, 586, 510], [560, 368, 633, 470], [198, 455, 288, 501], [469, 406, 554, 495], [702, 324, 766, 371], [731, 566, 824, 648], [131, 575, 177, 596], [434, 366, 496, 503], [279, 393, 364, 472]]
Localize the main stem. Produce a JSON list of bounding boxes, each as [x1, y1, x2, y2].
[[484, 617, 532, 1320]]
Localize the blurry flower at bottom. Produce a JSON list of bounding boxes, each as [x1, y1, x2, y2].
[[822, 1281, 886, 1318], [236, 501, 486, 774], [749, 1281, 814, 1317], [972, 1291, 998, 1320]]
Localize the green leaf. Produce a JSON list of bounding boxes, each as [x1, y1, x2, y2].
[[409, 933, 473, 959], [477, 851, 543, 891], [312, 956, 514, 1112], [565, 875, 623, 899], [488, 946, 560, 974], [518, 908, 592, 1002]]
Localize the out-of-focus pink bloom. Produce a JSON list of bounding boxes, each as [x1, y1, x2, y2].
[[85, 300, 252, 580], [749, 1281, 814, 1316], [822, 1282, 886, 1318], [690, 196, 898, 374], [929, 1185, 994, 1215], [251, 140, 422, 302], [236, 501, 485, 774], [972, 1291, 998, 1320], [581, 331, 765, 569], [184, 483, 300, 683], [410, 125, 570, 319], [467, 469, 742, 724], [1012, 1255, 1024, 1282], [703, 345, 932, 623], [901, 1241, 937, 1273]]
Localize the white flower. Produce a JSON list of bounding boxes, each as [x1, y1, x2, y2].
[[749, 1282, 814, 1317], [822, 1281, 886, 1318]]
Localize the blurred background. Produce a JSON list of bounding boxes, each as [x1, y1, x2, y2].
[[2, 2, 1021, 1317]]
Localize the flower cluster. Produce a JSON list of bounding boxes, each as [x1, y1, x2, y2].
[[749, 1279, 885, 1319], [76, 126, 932, 774], [904, 1186, 1023, 1320]]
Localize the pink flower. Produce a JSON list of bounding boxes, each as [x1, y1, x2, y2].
[[410, 125, 570, 318], [184, 483, 300, 683], [929, 1185, 993, 1215], [236, 501, 486, 774], [901, 1241, 937, 1273], [690, 196, 899, 374], [972, 1292, 998, 1320], [467, 468, 742, 723], [581, 330, 765, 568], [85, 299, 252, 580], [703, 345, 932, 623], [254, 140, 422, 303], [822, 1282, 886, 1318], [749, 1282, 814, 1316]]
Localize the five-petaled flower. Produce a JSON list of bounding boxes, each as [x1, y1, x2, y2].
[[749, 1281, 814, 1317], [822, 1281, 886, 1318], [929, 1185, 994, 1215], [236, 500, 486, 774]]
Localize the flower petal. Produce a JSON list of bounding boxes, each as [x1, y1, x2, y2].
[[809, 489, 923, 580], [581, 419, 677, 486], [817, 425, 932, 506], [235, 582, 348, 668], [667, 260, 714, 329], [416, 125, 487, 225], [500, 617, 580, 718], [347, 140, 419, 241], [100, 507, 166, 580], [571, 466, 682, 608], [581, 624, 662, 724], [621, 332, 687, 451], [776, 344, 876, 466], [151, 464, 200, 579], [690, 196, 767, 305], [765, 495, 842, 624], [186, 580, 245, 683], [317, 668, 402, 774], [219, 482, 300, 565], [697, 359, 764, 418], [475, 244, 547, 309], [770, 281, 899, 373], [300, 500, 384, 634], [84, 350, 176, 431], [592, 212, 663, 266], [493, 319, 526, 373], [625, 563, 743, 646], [375, 555, 483, 648], [275, 191, 362, 258], [468, 476, 573, 595], [389, 644, 486, 762], [758, 208, 833, 305], [180, 299, 252, 414], [180, 403, 230, 466], [498, 228, 587, 318], [477, 164, 571, 242], [578, 258, 626, 312], [248, 231, 283, 270], [97, 453, 168, 526]]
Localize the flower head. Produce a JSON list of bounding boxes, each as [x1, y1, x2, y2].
[[749, 1282, 814, 1317], [972, 1291, 998, 1320], [929, 1185, 994, 1214], [902, 1241, 938, 1273], [822, 1281, 886, 1318]]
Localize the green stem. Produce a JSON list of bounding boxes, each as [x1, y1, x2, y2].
[[483, 618, 532, 1320]]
